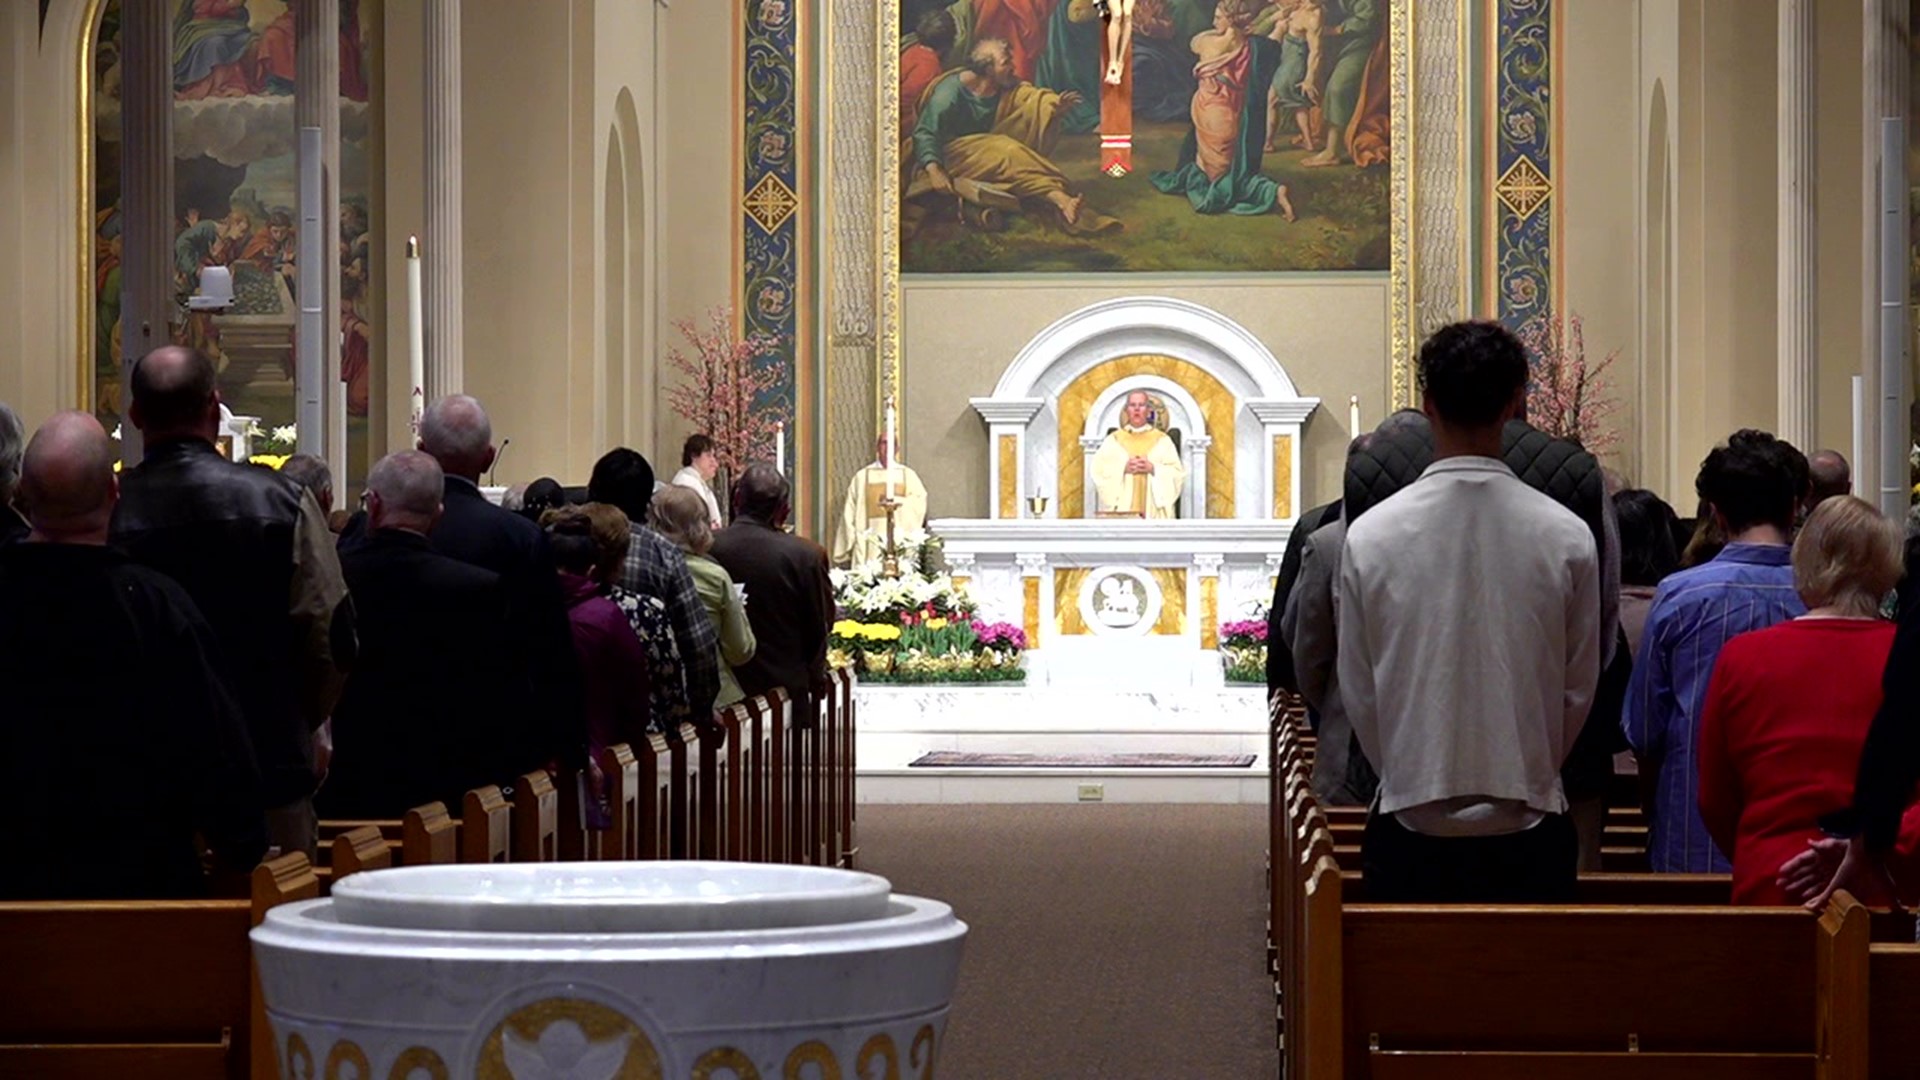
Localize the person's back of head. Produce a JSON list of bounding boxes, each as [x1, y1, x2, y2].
[[1614, 488, 1681, 587], [542, 503, 631, 582], [522, 477, 566, 520], [279, 453, 334, 515], [365, 450, 444, 536], [129, 345, 220, 443], [1792, 495, 1902, 617], [1416, 321, 1529, 436], [1695, 429, 1805, 537], [1808, 449, 1852, 507], [20, 412, 118, 544], [0, 401, 24, 510], [650, 484, 713, 556], [732, 462, 790, 527], [418, 394, 494, 482], [587, 449, 655, 523]]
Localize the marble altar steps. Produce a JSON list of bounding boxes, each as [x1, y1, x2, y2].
[[855, 685, 1274, 804], [1, 671, 863, 1079], [1267, 691, 1920, 1080]]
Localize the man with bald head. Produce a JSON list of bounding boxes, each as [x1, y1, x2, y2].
[[111, 345, 353, 859], [0, 412, 265, 898], [1808, 449, 1852, 510], [319, 452, 520, 816], [409, 394, 582, 777]]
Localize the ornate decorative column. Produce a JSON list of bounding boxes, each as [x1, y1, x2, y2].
[[118, 0, 174, 464], [970, 398, 1044, 518], [946, 552, 977, 591], [296, 0, 341, 471], [424, 0, 464, 400], [1776, 0, 1817, 448], [1183, 436, 1213, 521], [1865, 0, 1911, 511], [1247, 400, 1316, 521]]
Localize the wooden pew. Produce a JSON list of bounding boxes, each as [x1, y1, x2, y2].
[[599, 743, 642, 860], [791, 691, 819, 866], [820, 678, 843, 867], [328, 825, 393, 885], [0, 852, 319, 1080], [511, 771, 558, 863], [1305, 893, 1869, 1079], [460, 785, 511, 864], [669, 724, 700, 861], [638, 732, 673, 860], [761, 689, 792, 864], [1870, 944, 1920, 1079], [702, 704, 748, 860], [838, 668, 858, 867], [402, 801, 458, 866]]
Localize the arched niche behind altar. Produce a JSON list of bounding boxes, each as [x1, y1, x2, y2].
[[969, 297, 1320, 522]]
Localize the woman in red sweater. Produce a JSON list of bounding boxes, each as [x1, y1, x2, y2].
[[1697, 496, 1913, 906]]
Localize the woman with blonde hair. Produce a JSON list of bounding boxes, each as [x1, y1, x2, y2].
[[1696, 496, 1918, 905], [650, 485, 756, 709]]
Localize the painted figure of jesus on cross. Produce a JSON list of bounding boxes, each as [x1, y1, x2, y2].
[[1097, 0, 1136, 177]]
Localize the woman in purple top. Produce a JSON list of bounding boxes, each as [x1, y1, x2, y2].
[[542, 504, 652, 828]]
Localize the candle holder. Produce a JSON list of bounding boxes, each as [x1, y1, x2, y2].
[[879, 494, 904, 578], [1026, 492, 1050, 518]]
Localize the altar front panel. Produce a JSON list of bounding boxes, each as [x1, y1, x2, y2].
[[936, 519, 1290, 692]]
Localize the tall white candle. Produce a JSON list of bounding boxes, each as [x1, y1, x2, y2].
[[406, 236, 425, 436], [775, 422, 786, 475], [1348, 395, 1361, 435], [884, 401, 898, 498]]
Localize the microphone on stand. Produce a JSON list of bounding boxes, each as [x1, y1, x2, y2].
[[489, 438, 510, 486]]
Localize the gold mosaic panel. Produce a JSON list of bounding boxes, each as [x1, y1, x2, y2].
[[997, 434, 1019, 518], [1272, 434, 1294, 519], [1023, 576, 1042, 649], [1200, 575, 1219, 649], [1055, 355, 1236, 520]]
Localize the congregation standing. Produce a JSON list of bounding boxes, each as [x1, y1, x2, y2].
[[0, 345, 832, 899], [1269, 320, 1920, 905], [8, 320, 1920, 908]]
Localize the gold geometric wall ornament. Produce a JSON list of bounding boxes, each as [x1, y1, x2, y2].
[[743, 172, 801, 235], [1200, 575, 1219, 650], [1493, 154, 1552, 223]]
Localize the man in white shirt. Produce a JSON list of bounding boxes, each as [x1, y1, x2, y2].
[[670, 434, 725, 530], [1337, 320, 1602, 903]]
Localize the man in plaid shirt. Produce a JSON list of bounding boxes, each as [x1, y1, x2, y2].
[[588, 449, 720, 726]]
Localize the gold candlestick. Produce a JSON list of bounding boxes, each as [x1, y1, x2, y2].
[[879, 494, 903, 578]]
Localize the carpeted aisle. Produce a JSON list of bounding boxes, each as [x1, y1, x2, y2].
[[857, 803, 1278, 1079]]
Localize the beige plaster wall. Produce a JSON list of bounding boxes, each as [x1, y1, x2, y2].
[[902, 278, 1389, 519], [1560, 0, 1645, 483], [655, 0, 739, 472]]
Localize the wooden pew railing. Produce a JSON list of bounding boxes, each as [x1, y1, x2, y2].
[[1268, 686, 1914, 1080]]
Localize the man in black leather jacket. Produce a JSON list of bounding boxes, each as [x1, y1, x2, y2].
[[110, 346, 354, 858]]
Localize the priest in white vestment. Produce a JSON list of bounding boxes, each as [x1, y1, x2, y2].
[[1090, 390, 1186, 518], [833, 437, 929, 566]]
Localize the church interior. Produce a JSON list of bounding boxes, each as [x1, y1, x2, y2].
[[5, 0, 1920, 1076]]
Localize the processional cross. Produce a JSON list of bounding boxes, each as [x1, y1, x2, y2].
[[1097, 0, 1136, 177]]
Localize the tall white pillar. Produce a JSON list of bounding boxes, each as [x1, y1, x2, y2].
[[1865, 0, 1911, 515], [1776, 0, 1817, 449], [296, 0, 342, 475], [425, 0, 465, 401], [118, 0, 174, 464]]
